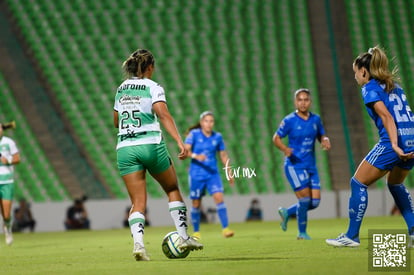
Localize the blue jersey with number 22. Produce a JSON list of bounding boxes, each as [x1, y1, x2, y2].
[[362, 79, 414, 152]]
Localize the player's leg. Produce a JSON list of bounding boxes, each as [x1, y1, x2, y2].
[[209, 174, 234, 238], [117, 146, 150, 260], [346, 162, 385, 241], [0, 184, 14, 245], [308, 169, 321, 211], [148, 142, 202, 250], [143, 142, 187, 238], [122, 170, 150, 259], [309, 189, 321, 210], [279, 164, 305, 231], [278, 164, 297, 231], [281, 164, 311, 239], [211, 192, 234, 238], [294, 187, 311, 240], [152, 164, 187, 235], [387, 166, 414, 237], [283, 168, 320, 217], [152, 165, 203, 250], [189, 176, 204, 239], [326, 159, 387, 247]]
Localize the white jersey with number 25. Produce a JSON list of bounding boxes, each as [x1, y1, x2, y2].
[[114, 77, 167, 149]]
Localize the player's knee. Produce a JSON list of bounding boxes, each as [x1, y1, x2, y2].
[[309, 198, 320, 210], [298, 197, 311, 209], [192, 200, 201, 208], [163, 183, 179, 194], [212, 192, 224, 204]]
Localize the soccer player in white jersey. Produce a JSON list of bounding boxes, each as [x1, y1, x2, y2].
[[327, 46, 414, 247], [273, 88, 331, 240], [0, 123, 20, 245], [113, 49, 203, 261]]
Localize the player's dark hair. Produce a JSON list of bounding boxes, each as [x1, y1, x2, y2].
[[354, 46, 398, 92], [185, 122, 201, 136], [122, 49, 155, 79]]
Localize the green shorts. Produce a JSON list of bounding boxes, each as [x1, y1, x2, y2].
[[117, 141, 172, 176], [0, 184, 14, 200]]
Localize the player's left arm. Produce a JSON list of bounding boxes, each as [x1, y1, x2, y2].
[[113, 110, 119, 128], [219, 150, 234, 185], [10, 152, 20, 165], [317, 117, 331, 151], [320, 136, 331, 151], [373, 101, 414, 160]]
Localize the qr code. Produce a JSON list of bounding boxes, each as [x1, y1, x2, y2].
[[369, 230, 411, 272]]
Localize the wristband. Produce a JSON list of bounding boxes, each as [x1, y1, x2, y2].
[[191, 153, 196, 159], [323, 137, 329, 141]]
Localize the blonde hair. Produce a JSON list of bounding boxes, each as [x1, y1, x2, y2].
[[353, 46, 398, 92], [122, 49, 155, 79]]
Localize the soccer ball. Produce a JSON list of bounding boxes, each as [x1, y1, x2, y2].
[[161, 231, 190, 259]]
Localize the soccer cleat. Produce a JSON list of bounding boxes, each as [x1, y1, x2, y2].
[[326, 233, 360, 247], [3, 225, 13, 246], [222, 228, 234, 238], [192, 232, 201, 240], [278, 207, 289, 232], [177, 236, 204, 251], [297, 232, 311, 240], [132, 243, 150, 261]]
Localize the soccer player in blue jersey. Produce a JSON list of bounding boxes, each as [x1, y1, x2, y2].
[[184, 111, 235, 239], [326, 46, 414, 247], [273, 88, 331, 240]]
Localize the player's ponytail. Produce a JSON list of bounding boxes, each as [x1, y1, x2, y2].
[[354, 46, 398, 92], [369, 47, 397, 92], [185, 122, 201, 136], [0, 121, 16, 131], [122, 49, 155, 79]]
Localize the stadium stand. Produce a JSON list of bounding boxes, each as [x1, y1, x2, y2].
[[7, 0, 387, 200], [0, 73, 69, 201]]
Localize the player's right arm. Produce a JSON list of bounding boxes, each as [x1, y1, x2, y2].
[[373, 100, 414, 160], [153, 101, 187, 160], [183, 135, 206, 161], [183, 144, 206, 160], [273, 134, 292, 157], [0, 139, 20, 165]]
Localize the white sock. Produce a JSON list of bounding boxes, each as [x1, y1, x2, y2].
[[169, 201, 189, 239], [128, 211, 145, 246]]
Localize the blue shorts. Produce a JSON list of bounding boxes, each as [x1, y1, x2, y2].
[[284, 164, 320, 192], [365, 143, 414, 170], [189, 173, 223, 200]]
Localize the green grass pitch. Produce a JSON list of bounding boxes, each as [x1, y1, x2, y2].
[[0, 216, 412, 275]]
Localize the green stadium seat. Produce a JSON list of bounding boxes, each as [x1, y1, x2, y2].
[[0, 73, 68, 201]]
